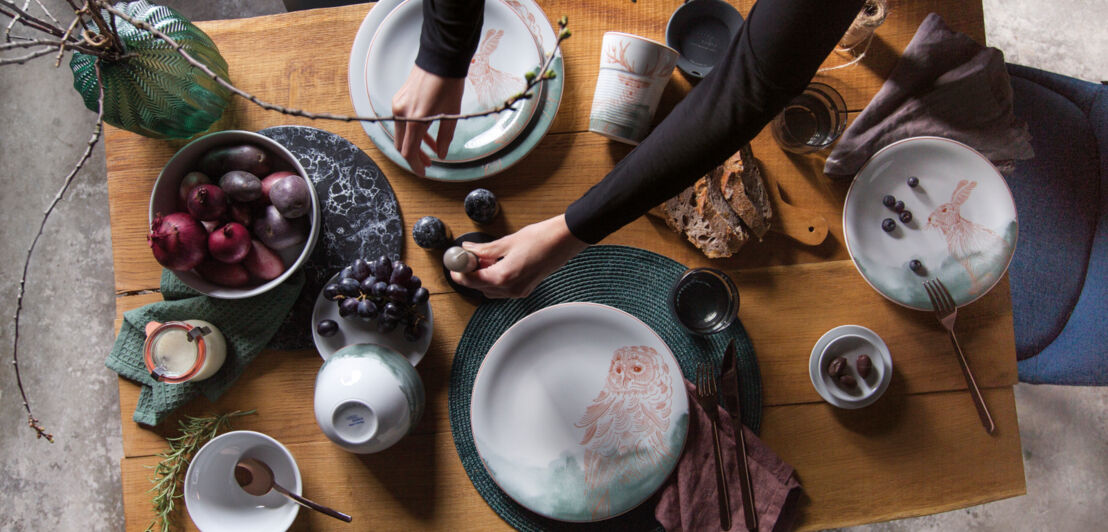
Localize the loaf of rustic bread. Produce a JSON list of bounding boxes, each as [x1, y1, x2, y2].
[[660, 145, 773, 258]]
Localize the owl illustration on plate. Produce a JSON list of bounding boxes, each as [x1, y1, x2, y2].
[[575, 345, 675, 518]]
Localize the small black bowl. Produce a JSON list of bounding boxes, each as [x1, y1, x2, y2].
[[665, 0, 745, 79]]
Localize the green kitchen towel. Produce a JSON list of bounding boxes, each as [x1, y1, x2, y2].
[[107, 269, 305, 426]]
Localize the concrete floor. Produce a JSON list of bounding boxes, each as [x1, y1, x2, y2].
[[0, 1, 1104, 530]]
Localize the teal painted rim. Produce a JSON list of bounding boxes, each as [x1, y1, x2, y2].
[[449, 245, 762, 530]]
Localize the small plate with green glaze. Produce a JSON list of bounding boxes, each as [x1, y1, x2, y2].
[[470, 303, 689, 522], [349, 0, 563, 181], [843, 137, 1019, 310]]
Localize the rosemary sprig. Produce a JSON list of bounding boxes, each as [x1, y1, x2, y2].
[[146, 410, 256, 532]]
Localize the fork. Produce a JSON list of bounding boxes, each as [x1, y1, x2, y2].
[[696, 363, 732, 530], [923, 279, 997, 434]]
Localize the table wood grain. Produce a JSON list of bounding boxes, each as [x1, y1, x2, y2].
[[104, 1, 1022, 530]]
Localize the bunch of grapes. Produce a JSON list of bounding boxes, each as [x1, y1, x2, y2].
[[321, 255, 430, 341]]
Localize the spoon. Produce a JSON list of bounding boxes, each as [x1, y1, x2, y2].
[[234, 458, 352, 523]]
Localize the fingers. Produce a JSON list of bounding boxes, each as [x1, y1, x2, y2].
[[400, 121, 430, 176], [462, 240, 506, 269], [451, 264, 530, 299], [437, 119, 458, 159]]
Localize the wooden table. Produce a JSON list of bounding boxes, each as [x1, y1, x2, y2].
[[105, 1, 1025, 530]]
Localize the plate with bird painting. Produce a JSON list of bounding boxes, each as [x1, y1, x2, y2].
[[470, 302, 689, 522], [843, 137, 1019, 310], [350, 0, 564, 180]]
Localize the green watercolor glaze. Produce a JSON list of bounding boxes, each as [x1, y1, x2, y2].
[[325, 343, 424, 433]]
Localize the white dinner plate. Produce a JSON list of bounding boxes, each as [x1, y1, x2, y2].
[[310, 272, 433, 365], [349, 0, 564, 181], [843, 137, 1019, 310], [470, 302, 689, 522], [364, 0, 542, 164]]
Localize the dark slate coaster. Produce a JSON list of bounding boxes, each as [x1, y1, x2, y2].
[[259, 126, 404, 350]]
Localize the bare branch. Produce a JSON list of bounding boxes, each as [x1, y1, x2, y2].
[[12, 58, 106, 443], [0, 37, 61, 49], [0, 0, 72, 40], [31, 0, 59, 25], [0, 45, 53, 64], [99, 2, 570, 126], [55, 13, 82, 66]]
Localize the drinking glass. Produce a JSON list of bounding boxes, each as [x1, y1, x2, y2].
[[669, 268, 740, 335], [771, 82, 848, 154]]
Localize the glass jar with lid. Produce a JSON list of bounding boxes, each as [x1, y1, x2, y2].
[[143, 320, 227, 383]]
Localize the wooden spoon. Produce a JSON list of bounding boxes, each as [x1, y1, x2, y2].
[[234, 458, 352, 523]]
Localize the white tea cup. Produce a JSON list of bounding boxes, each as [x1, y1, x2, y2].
[[589, 32, 679, 145]]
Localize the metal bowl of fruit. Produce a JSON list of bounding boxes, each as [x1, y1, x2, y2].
[[311, 256, 433, 366], [147, 130, 320, 299]]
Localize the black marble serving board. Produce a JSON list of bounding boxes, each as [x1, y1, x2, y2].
[[259, 126, 404, 350]]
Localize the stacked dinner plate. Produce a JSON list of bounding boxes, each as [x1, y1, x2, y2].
[[348, 0, 564, 181]]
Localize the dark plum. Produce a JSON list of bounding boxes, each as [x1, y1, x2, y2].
[[316, 319, 339, 337], [464, 188, 499, 224], [253, 205, 308, 250], [412, 216, 452, 249]]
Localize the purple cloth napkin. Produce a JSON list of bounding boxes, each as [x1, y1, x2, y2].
[[656, 380, 802, 532], [824, 13, 1034, 177]]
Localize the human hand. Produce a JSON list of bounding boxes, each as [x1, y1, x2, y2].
[[391, 65, 466, 176], [451, 215, 590, 299]]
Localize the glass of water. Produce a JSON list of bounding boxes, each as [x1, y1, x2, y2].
[[771, 82, 848, 154], [669, 268, 740, 335]]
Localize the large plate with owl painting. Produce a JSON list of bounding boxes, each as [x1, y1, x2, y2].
[[349, 0, 564, 180], [843, 137, 1018, 311], [470, 302, 689, 522]]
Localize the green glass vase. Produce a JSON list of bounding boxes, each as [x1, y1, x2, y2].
[[70, 1, 232, 139]]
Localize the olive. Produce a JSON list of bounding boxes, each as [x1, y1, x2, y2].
[[838, 374, 858, 388], [828, 356, 848, 378], [857, 354, 873, 379]]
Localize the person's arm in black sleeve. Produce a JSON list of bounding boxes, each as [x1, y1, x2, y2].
[[563, 0, 865, 244], [416, 0, 485, 78]]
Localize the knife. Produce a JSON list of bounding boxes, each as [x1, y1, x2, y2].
[[721, 340, 758, 531]]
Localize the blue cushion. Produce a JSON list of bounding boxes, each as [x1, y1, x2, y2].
[[1006, 76, 1100, 360]]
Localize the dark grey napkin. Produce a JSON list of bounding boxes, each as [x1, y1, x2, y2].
[[824, 13, 1033, 177]]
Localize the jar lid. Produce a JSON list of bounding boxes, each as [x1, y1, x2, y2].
[[143, 321, 211, 384]]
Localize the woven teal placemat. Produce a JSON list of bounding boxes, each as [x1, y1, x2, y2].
[[449, 245, 762, 531]]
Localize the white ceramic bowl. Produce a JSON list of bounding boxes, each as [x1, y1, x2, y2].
[[184, 430, 301, 532], [314, 343, 425, 454], [808, 325, 893, 409], [149, 130, 321, 299]]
